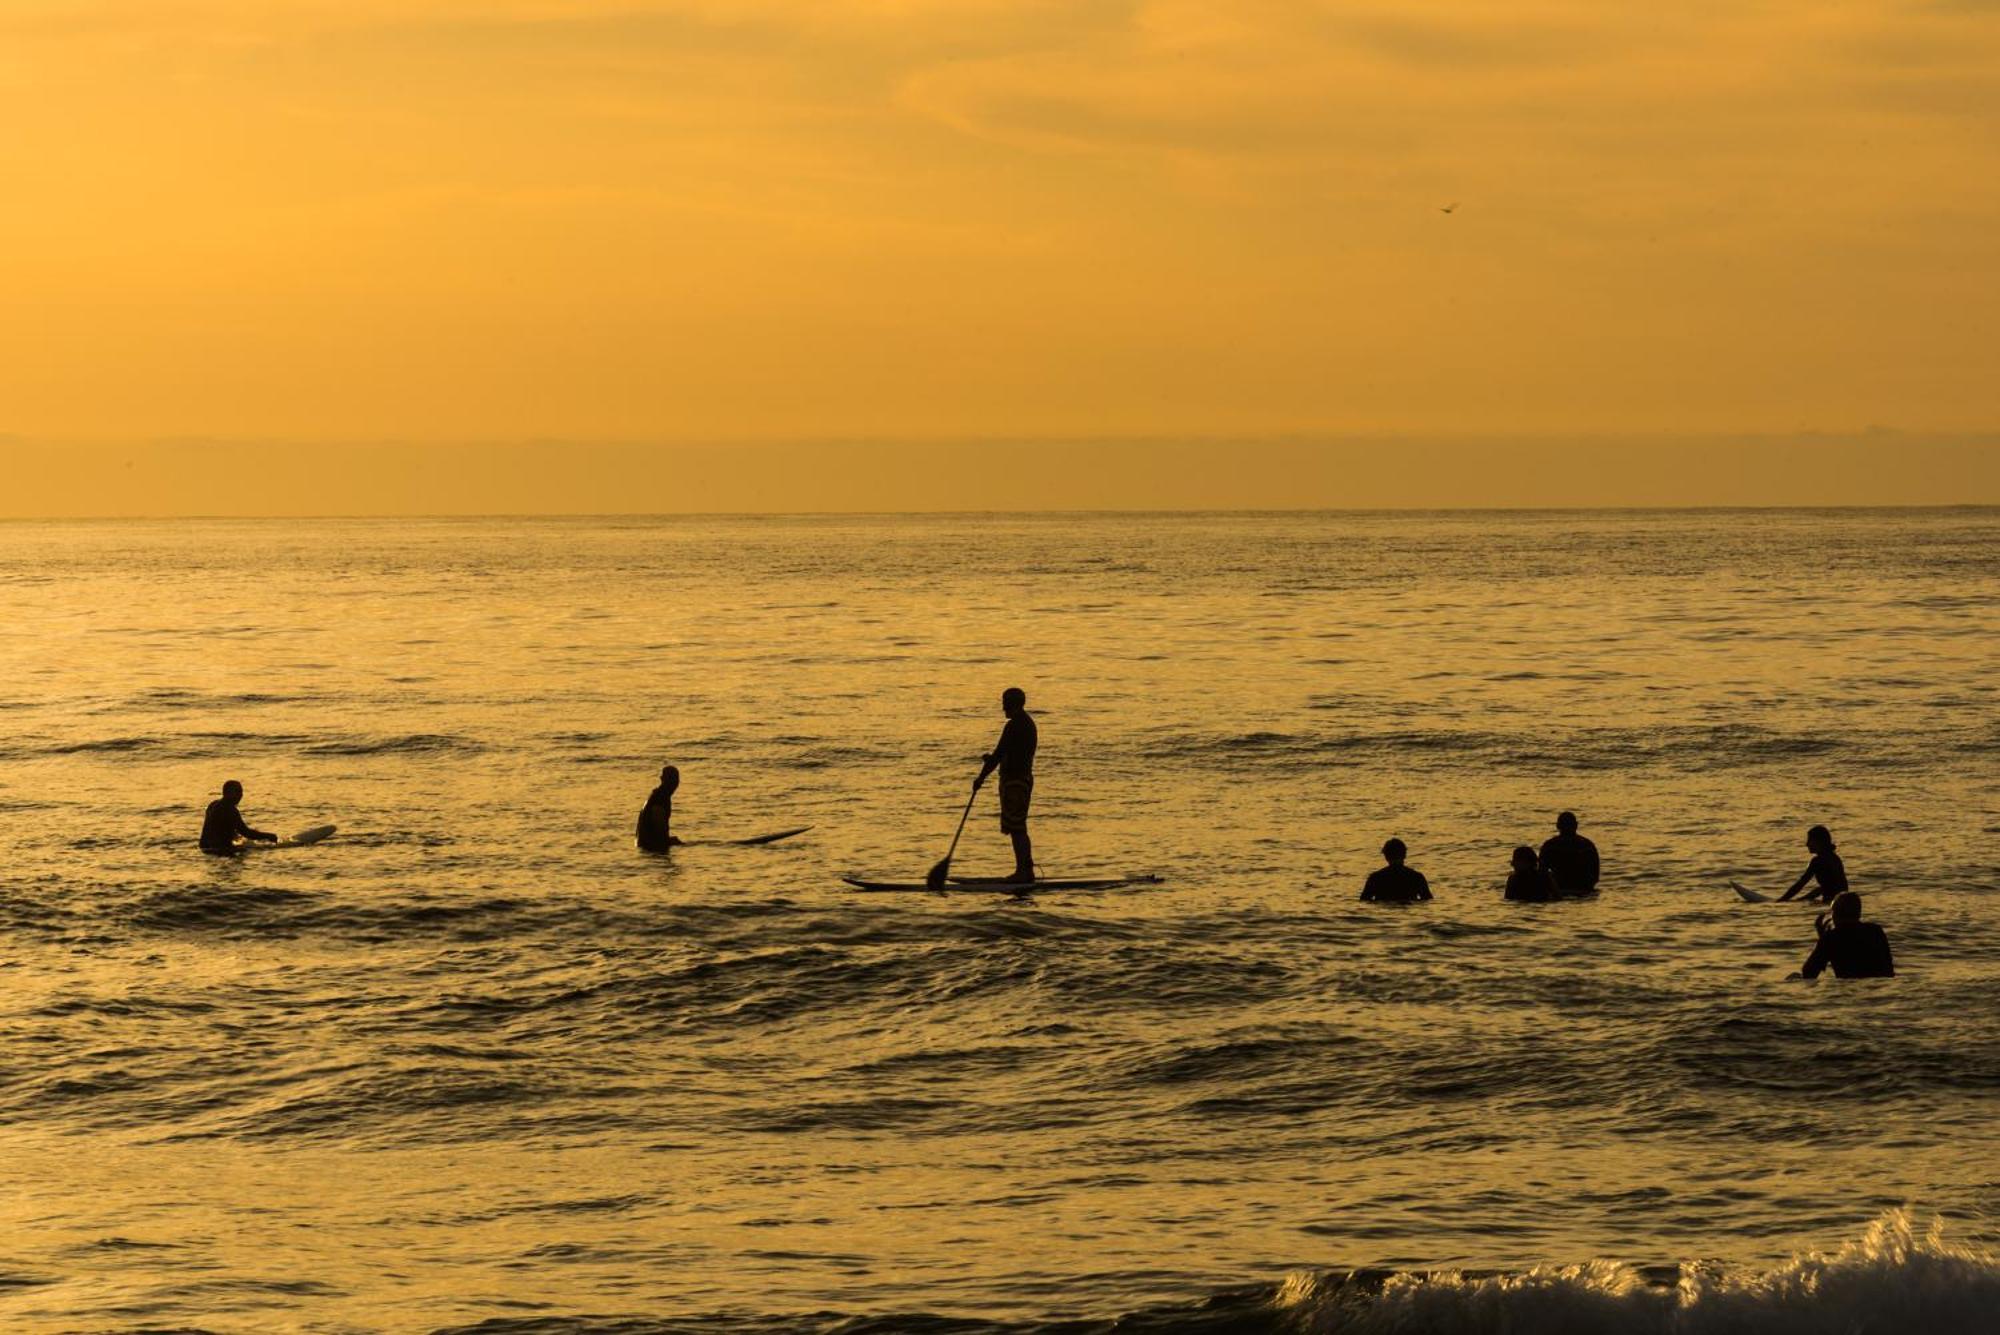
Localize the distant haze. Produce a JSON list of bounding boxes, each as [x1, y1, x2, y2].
[[3, 438, 1995, 516]]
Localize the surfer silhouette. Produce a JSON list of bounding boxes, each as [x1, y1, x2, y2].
[[1798, 891, 1894, 978], [1360, 838, 1432, 902], [1503, 845, 1558, 901], [200, 780, 276, 854], [1776, 824, 1847, 902], [1539, 811, 1600, 896], [975, 687, 1037, 883], [636, 765, 682, 852]]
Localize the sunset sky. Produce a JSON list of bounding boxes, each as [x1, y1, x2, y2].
[[5, 1, 1998, 510]]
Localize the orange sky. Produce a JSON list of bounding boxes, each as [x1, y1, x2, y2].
[[4, 2, 1998, 508]]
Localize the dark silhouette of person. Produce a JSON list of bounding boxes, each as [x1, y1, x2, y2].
[[1539, 811, 1600, 896], [1777, 824, 1848, 902], [1503, 845, 1558, 901], [200, 780, 275, 854], [1799, 891, 1894, 979], [975, 687, 1038, 882], [636, 765, 682, 852], [1360, 838, 1432, 902]]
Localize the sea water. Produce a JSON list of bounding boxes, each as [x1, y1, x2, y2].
[[0, 510, 1995, 1332]]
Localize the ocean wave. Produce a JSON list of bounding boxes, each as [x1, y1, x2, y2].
[[1134, 723, 1860, 773], [1279, 1210, 2000, 1335], [302, 732, 484, 756], [426, 1211, 2000, 1334], [45, 736, 161, 754]]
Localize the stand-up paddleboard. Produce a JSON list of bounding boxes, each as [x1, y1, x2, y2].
[[843, 873, 1162, 894], [246, 824, 337, 850], [675, 826, 813, 848], [1732, 880, 1772, 903]]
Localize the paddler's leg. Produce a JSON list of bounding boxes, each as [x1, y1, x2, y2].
[[1000, 777, 1035, 882], [1008, 830, 1034, 883]]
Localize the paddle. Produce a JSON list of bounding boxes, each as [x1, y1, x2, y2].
[[925, 776, 983, 892]]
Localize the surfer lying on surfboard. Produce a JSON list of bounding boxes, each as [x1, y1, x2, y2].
[[199, 780, 277, 854]]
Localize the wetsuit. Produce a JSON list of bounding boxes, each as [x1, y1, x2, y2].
[[1360, 864, 1432, 903], [1801, 921, 1894, 979], [636, 785, 675, 851], [1504, 869, 1557, 902], [1539, 832, 1600, 895], [200, 799, 270, 854]]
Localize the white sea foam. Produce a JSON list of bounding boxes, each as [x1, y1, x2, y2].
[[1282, 1212, 2000, 1333]]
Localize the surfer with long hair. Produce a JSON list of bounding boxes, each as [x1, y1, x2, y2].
[[1776, 824, 1848, 903]]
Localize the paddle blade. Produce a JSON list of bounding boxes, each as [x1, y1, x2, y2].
[[924, 856, 952, 892]]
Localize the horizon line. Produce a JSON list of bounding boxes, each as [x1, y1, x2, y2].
[[7, 502, 1998, 523]]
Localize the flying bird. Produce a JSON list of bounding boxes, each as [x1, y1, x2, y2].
[[1440, 203, 1459, 214]]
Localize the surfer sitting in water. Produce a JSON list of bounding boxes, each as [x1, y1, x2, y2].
[[636, 765, 682, 852], [1776, 824, 1847, 903], [1798, 891, 1894, 979], [200, 780, 277, 854], [1503, 845, 1557, 901], [976, 687, 1038, 883], [1360, 838, 1432, 903], [1539, 811, 1600, 896]]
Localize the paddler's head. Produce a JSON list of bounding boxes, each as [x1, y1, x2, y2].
[[659, 765, 680, 794], [1001, 686, 1026, 716], [1806, 824, 1834, 854], [222, 780, 243, 805], [1512, 845, 1538, 873], [1830, 890, 1861, 925], [1382, 837, 1407, 865], [1556, 811, 1578, 833]]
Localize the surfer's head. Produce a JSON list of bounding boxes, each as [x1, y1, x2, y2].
[[1556, 811, 1578, 833], [659, 765, 680, 793], [1002, 687, 1026, 715], [1382, 838, 1407, 865], [1830, 890, 1862, 925], [1512, 845, 1538, 873], [1806, 824, 1835, 853], [221, 780, 243, 803]]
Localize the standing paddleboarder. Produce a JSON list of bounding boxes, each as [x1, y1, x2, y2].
[[975, 687, 1038, 883]]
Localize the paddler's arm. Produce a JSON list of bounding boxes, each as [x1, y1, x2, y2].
[[1800, 934, 1833, 979], [975, 730, 1008, 787], [1776, 864, 1815, 901], [235, 810, 277, 843]]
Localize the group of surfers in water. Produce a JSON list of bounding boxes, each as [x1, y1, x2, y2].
[[1360, 820, 1892, 978], [201, 686, 1892, 980]]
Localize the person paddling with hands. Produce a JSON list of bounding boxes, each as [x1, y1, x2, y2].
[[975, 687, 1039, 884], [199, 780, 277, 855], [1776, 824, 1847, 903]]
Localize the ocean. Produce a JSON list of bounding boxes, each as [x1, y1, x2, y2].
[[1, 509, 1996, 1333]]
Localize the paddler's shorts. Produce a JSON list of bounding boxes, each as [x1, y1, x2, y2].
[[999, 777, 1033, 834]]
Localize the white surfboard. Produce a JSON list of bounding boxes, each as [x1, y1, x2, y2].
[[1731, 880, 1772, 903], [247, 824, 337, 850]]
